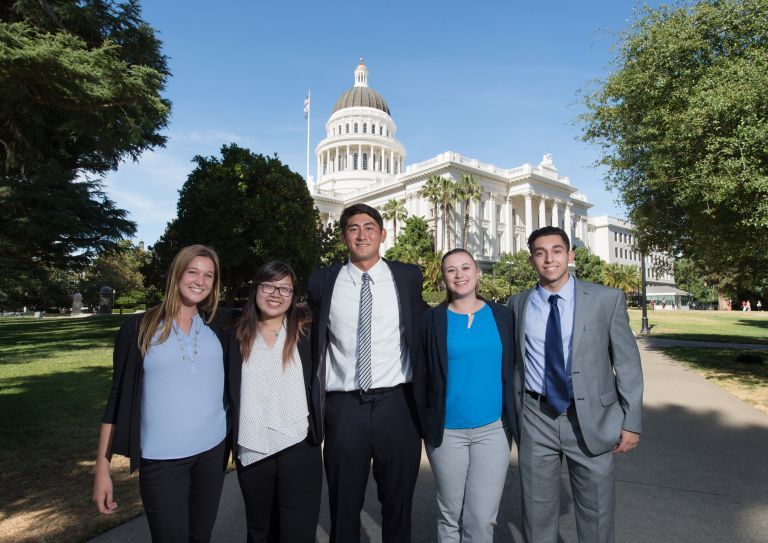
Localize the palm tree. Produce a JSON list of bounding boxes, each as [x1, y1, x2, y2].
[[381, 198, 408, 240], [603, 263, 640, 298], [455, 174, 483, 248], [438, 176, 458, 250], [420, 175, 444, 251]]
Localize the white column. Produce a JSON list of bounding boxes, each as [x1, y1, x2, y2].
[[552, 200, 560, 228], [538, 197, 547, 229], [524, 193, 533, 239], [504, 198, 513, 256], [564, 203, 572, 241], [316, 155, 321, 181], [489, 195, 498, 259]]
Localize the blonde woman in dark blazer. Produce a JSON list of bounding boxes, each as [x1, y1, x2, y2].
[[93, 245, 231, 543]]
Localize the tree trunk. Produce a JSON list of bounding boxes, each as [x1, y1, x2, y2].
[[463, 199, 470, 248], [717, 287, 730, 310]]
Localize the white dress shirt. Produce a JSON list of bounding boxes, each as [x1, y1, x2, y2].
[[325, 259, 410, 391]]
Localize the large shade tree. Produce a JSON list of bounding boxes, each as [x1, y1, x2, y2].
[[151, 144, 318, 305], [0, 0, 170, 306], [580, 0, 768, 305]]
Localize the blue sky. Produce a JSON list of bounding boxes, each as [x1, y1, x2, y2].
[[104, 0, 662, 246]]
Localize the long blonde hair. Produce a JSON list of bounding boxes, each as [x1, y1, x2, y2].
[[138, 245, 221, 355]]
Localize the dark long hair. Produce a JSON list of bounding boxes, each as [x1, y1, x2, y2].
[[235, 261, 310, 367]]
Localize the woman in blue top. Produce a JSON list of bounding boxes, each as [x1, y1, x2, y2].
[[416, 248, 516, 543], [93, 245, 231, 543]]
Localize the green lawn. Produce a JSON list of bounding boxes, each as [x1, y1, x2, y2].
[[628, 309, 768, 344], [0, 315, 143, 543]]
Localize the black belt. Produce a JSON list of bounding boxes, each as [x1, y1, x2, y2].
[[328, 383, 406, 396], [525, 389, 545, 401], [525, 389, 573, 410]]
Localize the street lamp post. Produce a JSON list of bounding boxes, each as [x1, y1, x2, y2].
[[640, 253, 650, 334]]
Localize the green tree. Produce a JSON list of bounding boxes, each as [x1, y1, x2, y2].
[[580, 0, 768, 303], [420, 175, 443, 250], [421, 251, 444, 294], [0, 1, 169, 301], [316, 219, 347, 267], [603, 263, 640, 298], [478, 274, 511, 303], [455, 174, 483, 248], [574, 247, 605, 284], [80, 240, 150, 308], [674, 258, 717, 302], [385, 216, 434, 265], [381, 198, 408, 240], [152, 145, 318, 304], [492, 251, 538, 294]]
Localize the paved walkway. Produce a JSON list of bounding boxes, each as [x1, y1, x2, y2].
[[90, 341, 768, 542]]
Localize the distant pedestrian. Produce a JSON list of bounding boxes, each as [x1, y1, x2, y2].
[[758, 300, 763, 311]]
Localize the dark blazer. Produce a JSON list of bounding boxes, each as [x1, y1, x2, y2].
[[102, 309, 236, 473], [306, 259, 429, 433], [414, 301, 517, 447], [225, 328, 323, 451]]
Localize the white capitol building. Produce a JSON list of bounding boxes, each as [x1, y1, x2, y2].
[[310, 60, 677, 296]]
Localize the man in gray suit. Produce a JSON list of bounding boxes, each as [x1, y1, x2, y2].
[[507, 226, 643, 543]]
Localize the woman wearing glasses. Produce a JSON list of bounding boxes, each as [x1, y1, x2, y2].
[[227, 261, 322, 543]]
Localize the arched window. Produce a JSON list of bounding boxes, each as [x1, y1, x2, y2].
[[354, 123, 358, 133], [371, 123, 376, 134], [345, 124, 349, 134], [353, 153, 358, 170], [362, 153, 368, 170], [363, 123, 367, 133], [379, 125, 383, 135]]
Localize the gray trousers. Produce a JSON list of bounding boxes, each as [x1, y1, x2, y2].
[[426, 418, 512, 543], [520, 393, 615, 543]]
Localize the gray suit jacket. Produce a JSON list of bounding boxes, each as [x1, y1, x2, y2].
[[507, 278, 643, 455]]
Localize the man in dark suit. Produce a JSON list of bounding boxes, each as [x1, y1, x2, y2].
[[308, 203, 428, 543], [507, 226, 643, 543]]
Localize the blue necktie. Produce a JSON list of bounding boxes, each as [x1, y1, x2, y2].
[[545, 294, 570, 413]]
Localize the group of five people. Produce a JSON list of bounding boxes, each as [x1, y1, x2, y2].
[[92, 202, 643, 543]]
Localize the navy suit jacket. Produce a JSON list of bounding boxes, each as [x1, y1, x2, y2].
[[306, 259, 428, 434]]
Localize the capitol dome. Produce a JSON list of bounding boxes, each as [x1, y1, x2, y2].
[[331, 58, 390, 114]]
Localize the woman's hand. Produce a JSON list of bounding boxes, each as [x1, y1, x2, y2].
[[93, 464, 118, 514]]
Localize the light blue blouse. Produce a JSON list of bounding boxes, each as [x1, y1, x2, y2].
[[141, 314, 227, 459], [444, 304, 503, 429]]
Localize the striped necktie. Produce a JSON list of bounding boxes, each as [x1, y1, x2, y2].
[[357, 272, 373, 391]]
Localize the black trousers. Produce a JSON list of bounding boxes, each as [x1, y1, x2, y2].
[[324, 385, 422, 543], [139, 439, 227, 543], [235, 438, 322, 543]]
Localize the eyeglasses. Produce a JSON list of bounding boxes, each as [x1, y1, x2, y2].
[[258, 283, 294, 297]]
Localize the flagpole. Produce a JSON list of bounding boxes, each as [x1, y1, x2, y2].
[[305, 89, 311, 185]]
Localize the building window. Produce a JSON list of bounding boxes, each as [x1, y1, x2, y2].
[[386, 157, 390, 173], [615, 248, 618, 258], [614, 232, 617, 241], [338, 155, 343, 170], [362, 153, 368, 170], [380, 126, 383, 135], [345, 124, 349, 134], [363, 123, 367, 133], [353, 153, 358, 170], [354, 123, 358, 133], [371, 123, 376, 134]]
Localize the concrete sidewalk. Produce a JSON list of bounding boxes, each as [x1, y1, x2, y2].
[[90, 342, 768, 542]]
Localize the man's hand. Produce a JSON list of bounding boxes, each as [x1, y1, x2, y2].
[[613, 429, 640, 454]]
